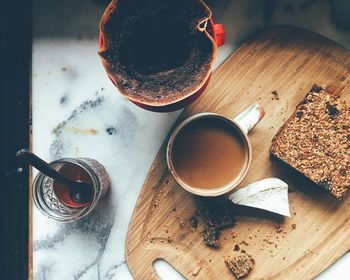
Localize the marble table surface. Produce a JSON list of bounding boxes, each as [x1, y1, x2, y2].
[[32, 0, 350, 279]]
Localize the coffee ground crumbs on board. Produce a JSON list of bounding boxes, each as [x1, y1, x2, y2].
[[196, 197, 236, 248], [202, 228, 220, 248]]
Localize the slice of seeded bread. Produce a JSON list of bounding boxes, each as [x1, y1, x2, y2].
[[271, 85, 350, 199]]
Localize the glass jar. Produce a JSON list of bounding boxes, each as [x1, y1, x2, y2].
[[32, 157, 110, 222]]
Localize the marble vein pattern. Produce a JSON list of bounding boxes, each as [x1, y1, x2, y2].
[[32, 0, 350, 279]]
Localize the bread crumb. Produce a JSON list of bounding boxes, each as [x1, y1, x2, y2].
[[179, 220, 185, 229], [192, 266, 201, 276], [263, 238, 274, 245], [271, 90, 280, 100], [224, 253, 254, 279], [189, 215, 198, 228], [276, 225, 283, 233]]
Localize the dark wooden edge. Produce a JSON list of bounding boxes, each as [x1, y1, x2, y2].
[[0, 0, 32, 279]]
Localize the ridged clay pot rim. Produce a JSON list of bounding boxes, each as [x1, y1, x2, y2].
[[98, 0, 220, 110]]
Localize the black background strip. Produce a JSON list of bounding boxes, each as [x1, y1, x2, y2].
[[1, 0, 32, 279]]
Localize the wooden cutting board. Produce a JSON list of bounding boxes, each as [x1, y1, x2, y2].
[[125, 27, 350, 280]]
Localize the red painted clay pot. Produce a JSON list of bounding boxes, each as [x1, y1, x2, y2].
[[98, 0, 225, 112]]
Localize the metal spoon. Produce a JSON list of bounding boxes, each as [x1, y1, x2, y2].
[[16, 149, 93, 204]]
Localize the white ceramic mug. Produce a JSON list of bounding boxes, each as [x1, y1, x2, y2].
[[167, 103, 265, 197]]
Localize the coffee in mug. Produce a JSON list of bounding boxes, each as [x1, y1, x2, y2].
[[171, 116, 248, 189]]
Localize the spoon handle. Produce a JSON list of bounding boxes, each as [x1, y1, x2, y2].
[[16, 149, 73, 186]]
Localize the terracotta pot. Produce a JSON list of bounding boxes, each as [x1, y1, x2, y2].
[[98, 0, 225, 112]]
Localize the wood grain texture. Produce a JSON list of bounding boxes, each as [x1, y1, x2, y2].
[[125, 27, 350, 280]]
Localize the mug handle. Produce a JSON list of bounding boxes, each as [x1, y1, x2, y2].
[[233, 103, 265, 134]]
